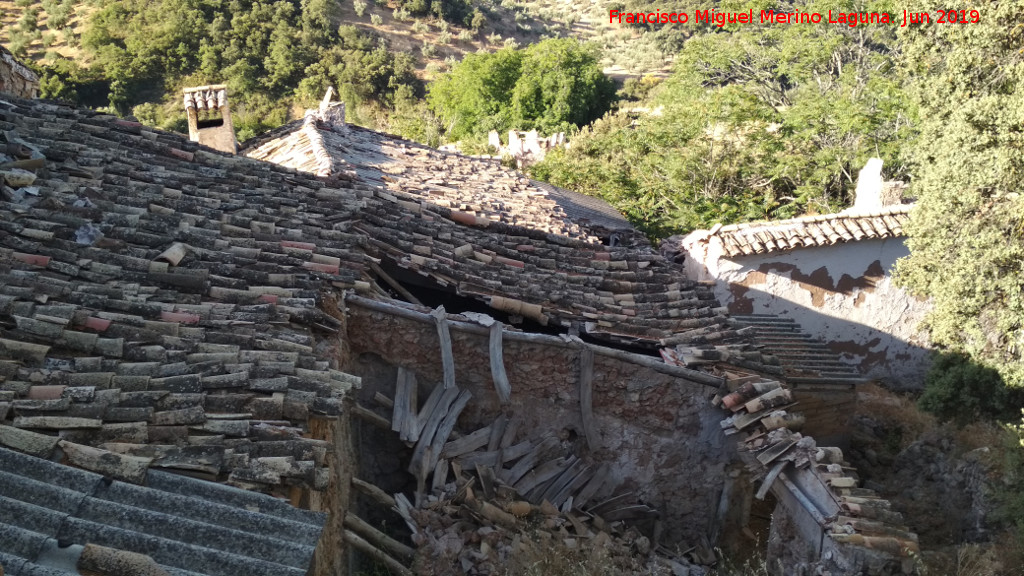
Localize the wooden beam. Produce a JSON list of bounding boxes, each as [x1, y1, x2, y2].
[[488, 321, 512, 404], [344, 512, 415, 562], [578, 346, 598, 452], [346, 295, 723, 388], [343, 529, 414, 576], [352, 477, 396, 508], [392, 367, 411, 433], [353, 403, 391, 432], [431, 306, 456, 390], [370, 262, 423, 306]]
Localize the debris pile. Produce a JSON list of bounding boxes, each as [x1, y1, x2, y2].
[[709, 368, 920, 574], [349, 367, 716, 576]]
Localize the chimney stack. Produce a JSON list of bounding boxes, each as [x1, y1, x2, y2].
[[851, 158, 904, 212], [183, 85, 236, 154]]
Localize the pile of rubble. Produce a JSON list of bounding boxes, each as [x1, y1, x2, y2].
[[710, 369, 920, 574], [349, 368, 717, 576]]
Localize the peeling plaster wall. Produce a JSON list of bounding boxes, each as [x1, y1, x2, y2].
[[689, 237, 931, 389], [344, 305, 737, 545]]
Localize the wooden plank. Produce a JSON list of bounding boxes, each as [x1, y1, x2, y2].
[[601, 505, 657, 522], [475, 463, 496, 501], [757, 437, 798, 466], [538, 458, 585, 506], [550, 464, 592, 510], [573, 463, 610, 509], [489, 322, 512, 404], [393, 493, 419, 534], [431, 306, 456, 390], [413, 381, 447, 441], [441, 425, 491, 459], [503, 436, 559, 486], [431, 458, 448, 494], [516, 456, 572, 496], [757, 461, 788, 501], [426, 390, 472, 476], [578, 346, 598, 451], [588, 492, 634, 516], [408, 386, 460, 478], [488, 413, 508, 453], [456, 440, 533, 468], [400, 371, 419, 443], [391, 366, 410, 432]]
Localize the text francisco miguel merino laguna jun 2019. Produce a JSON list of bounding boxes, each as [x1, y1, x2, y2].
[[608, 7, 981, 27]]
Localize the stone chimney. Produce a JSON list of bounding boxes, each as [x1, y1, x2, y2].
[[851, 158, 904, 212], [0, 46, 39, 99], [183, 85, 236, 154]]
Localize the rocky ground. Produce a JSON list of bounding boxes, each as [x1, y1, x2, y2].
[[846, 384, 1023, 575]]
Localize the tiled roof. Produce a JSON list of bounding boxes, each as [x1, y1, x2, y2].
[[0, 446, 324, 576], [0, 94, 731, 484], [692, 205, 912, 257], [237, 107, 726, 345], [0, 97, 365, 495], [240, 107, 637, 244]]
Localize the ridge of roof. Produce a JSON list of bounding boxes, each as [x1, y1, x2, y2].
[[688, 204, 913, 257], [240, 109, 637, 244]]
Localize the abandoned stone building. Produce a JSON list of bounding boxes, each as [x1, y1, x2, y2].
[[675, 167, 930, 389], [0, 59, 919, 576]]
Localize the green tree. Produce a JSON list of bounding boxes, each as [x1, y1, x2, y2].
[[530, 0, 910, 237], [894, 0, 1024, 387], [427, 47, 524, 140], [510, 38, 616, 134], [427, 38, 615, 142]]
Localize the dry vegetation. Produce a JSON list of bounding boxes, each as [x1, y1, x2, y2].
[[853, 384, 1024, 576]]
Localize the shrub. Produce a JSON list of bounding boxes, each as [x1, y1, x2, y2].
[[457, 29, 472, 42], [486, 32, 501, 44], [436, 30, 451, 44], [393, 7, 411, 20], [421, 41, 436, 57], [370, 13, 383, 24], [412, 19, 428, 33], [918, 352, 1024, 425], [354, 0, 367, 16], [469, 7, 485, 31]]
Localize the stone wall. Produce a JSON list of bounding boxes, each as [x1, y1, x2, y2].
[[0, 46, 39, 99], [343, 301, 737, 545]]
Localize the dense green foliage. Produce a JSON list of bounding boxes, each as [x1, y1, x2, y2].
[[392, 0, 470, 23], [918, 353, 1023, 425], [530, 0, 910, 238], [39, 0, 420, 137], [894, 0, 1024, 388], [427, 38, 615, 142]]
